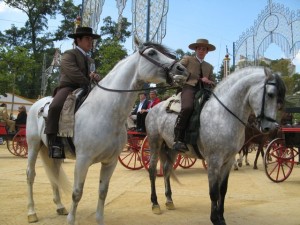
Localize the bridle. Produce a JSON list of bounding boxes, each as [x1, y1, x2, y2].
[[94, 45, 179, 93], [256, 80, 277, 124], [139, 46, 178, 85]]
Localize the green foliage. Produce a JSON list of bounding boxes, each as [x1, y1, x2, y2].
[[95, 40, 128, 77], [92, 16, 131, 77], [0, 46, 36, 96], [1, 0, 80, 98]]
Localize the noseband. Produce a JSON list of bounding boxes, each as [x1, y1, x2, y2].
[[139, 46, 177, 85]]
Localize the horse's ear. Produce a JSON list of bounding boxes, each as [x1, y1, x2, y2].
[[264, 67, 272, 79], [134, 36, 144, 51]]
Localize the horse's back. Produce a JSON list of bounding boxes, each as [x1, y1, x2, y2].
[[27, 96, 52, 143]]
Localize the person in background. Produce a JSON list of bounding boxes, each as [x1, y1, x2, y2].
[[143, 90, 160, 112], [129, 92, 149, 132], [45, 27, 101, 159], [0, 103, 15, 133], [15, 105, 27, 126], [173, 38, 216, 153]]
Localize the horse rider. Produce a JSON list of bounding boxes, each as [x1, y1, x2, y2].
[[173, 38, 216, 152], [45, 27, 101, 159]]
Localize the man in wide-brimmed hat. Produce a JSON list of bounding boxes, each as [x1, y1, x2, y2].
[[173, 38, 216, 152], [45, 27, 101, 159]]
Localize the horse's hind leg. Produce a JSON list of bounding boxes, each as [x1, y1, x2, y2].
[[27, 140, 41, 223], [253, 143, 263, 169], [161, 148, 177, 210]]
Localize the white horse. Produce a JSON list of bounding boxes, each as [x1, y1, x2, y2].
[[145, 67, 286, 225], [26, 40, 189, 225]]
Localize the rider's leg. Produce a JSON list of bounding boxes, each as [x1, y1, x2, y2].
[[173, 85, 196, 152], [45, 87, 73, 158]]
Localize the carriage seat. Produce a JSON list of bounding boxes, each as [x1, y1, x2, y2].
[[0, 122, 7, 135]]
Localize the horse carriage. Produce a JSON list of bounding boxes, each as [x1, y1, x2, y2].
[[118, 128, 206, 176], [0, 122, 27, 157], [264, 107, 300, 183]]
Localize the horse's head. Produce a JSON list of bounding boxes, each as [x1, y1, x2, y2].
[[251, 67, 286, 133], [134, 37, 189, 86]]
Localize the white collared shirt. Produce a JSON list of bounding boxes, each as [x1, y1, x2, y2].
[[196, 55, 204, 64], [76, 46, 87, 56], [137, 99, 146, 112]]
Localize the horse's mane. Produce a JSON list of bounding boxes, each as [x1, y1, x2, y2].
[[214, 67, 286, 104], [143, 42, 176, 59], [214, 67, 263, 95]]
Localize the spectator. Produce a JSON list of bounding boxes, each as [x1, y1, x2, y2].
[[128, 93, 149, 132]]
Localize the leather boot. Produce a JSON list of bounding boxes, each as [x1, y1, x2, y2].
[[47, 134, 65, 159], [173, 116, 188, 153]]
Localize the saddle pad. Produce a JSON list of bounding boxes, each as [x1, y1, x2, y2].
[[58, 93, 76, 137], [163, 92, 181, 113]]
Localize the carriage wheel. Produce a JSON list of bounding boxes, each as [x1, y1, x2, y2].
[[264, 138, 295, 183], [12, 131, 28, 158], [178, 155, 197, 168], [118, 134, 144, 170], [6, 139, 18, 156], [140, 136, 181, 177]]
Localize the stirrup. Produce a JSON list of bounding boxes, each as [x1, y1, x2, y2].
[[49, 144, 65, 159], [173, 141, 188, 153]]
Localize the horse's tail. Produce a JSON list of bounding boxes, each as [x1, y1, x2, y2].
[[39, 145, 72, 194], [162, 143, 182, 185]]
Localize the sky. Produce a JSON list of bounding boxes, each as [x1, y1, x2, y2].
[[0, 0, 300, 73]]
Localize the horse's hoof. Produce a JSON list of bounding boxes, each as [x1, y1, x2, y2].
[[56, 207, 68, 215], [28, 213, 38, 223], [152, 204, 161, 214], [253, 165, 258, 170], [246, 162, 250, 166], [238, 162, 242, 167], [165, 202, 175, 210], [233, 167, 238, 171]]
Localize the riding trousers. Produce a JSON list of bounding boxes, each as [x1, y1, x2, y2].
[[175, 84, 198, 131], [44, 86, 75, 135]]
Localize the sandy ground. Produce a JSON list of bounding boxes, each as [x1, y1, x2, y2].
[[1, 144, 300, 225]]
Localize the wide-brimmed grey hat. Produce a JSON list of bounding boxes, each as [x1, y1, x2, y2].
[[68, 27, 100, 39], [188, 38, 216, 51]]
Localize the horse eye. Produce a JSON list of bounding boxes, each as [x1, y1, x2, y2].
[[148, 49, 157, 56], [268, 93, 274, 98]]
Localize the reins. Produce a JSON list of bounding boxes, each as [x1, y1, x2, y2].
[[93, 81, 178, 93]]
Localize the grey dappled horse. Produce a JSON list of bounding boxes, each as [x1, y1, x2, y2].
[[145, 67, 286, 225], [26, 39, 189, 225]]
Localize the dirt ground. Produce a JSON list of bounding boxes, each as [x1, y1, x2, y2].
[[1, 144, 300, 225]]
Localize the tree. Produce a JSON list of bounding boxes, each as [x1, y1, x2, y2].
[[0, 45, 36, 97], [93, 16, 131, 76], [0, 0, 80, 98]]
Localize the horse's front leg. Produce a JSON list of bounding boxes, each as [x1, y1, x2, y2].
[[67, 158, 91, 225], [95, 160, 118, 225], [208, 162, 227, 225]]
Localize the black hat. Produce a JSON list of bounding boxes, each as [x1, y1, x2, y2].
[[68, 27, 100, 39]]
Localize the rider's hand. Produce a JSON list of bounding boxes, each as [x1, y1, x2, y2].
[[200, 77, 215, 85], [90, 72, 101, 82]]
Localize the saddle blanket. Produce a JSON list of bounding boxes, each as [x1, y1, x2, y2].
[[39, 93, 76, 137], [163, 92, 181, 113]]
